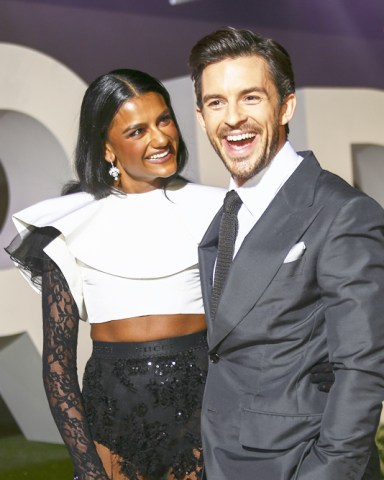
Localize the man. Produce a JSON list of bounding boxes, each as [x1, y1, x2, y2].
[[189, 27, 384, 479]]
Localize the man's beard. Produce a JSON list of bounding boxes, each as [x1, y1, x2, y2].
[[208, 121, 280, 182]]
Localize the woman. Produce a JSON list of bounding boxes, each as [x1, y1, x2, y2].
[[6, 69, 225, 480]]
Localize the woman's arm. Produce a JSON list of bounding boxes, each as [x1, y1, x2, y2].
[[42, 259, 109, 480]]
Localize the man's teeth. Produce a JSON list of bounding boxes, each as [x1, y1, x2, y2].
[[149, 150, 169, 159], [227, 133, 256, 141]]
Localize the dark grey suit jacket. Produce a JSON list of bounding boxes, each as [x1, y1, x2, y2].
[[199, 151, 384, 480]]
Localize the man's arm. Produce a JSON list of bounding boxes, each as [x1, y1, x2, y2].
[[297, 195, 384, 479]]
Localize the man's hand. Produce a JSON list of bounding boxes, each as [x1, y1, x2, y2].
[[310, 362, 335, 392]]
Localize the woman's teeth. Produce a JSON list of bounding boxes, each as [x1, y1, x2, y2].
[[148, 150, 169, 159]]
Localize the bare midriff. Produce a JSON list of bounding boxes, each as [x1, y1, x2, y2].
[[90, 313, 206, 343]]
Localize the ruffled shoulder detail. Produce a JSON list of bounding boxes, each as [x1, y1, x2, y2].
[[5, 225, 61, 289], [165, 181, 225, 244], [12, 191, 100, 237], [9, 183, 225, 320], [10, 192, 100, 320], [63, 182, 225, 278], [12, 182, 225, 278]]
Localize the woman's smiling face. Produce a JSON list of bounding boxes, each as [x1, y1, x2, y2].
[[105, 92, 179, 193]]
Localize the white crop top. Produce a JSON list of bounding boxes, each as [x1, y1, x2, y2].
[[12, 181, 225, 323]]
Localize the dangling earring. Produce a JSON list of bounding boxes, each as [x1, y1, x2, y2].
[[108, 161, 120, 180]]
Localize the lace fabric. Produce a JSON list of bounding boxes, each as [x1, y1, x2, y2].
[[6, 226, 108, 478], [82, 337, 207, 480], [6, 226, 206, 479], [41, 258, 109, 480]]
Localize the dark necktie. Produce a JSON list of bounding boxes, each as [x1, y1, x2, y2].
[[211, 190, 243, 319]]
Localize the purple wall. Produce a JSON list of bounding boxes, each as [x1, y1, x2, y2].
[[0, 0, 383, 89]]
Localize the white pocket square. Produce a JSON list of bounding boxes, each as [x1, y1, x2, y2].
[[283, 241, 306, 263]]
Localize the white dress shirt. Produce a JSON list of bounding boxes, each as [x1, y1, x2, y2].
[[230, 141, 303, 257]]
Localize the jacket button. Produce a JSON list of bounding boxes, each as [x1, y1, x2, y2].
[[209, 353, 220, 363]]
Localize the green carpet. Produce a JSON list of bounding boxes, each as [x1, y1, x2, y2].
[[0, 435, 73, 480], [0, 395, 72, 479]]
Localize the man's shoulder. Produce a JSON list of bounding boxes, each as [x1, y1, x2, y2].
[[307, 159, 384, 218], [290, 151, 383, 218], [318, 166, 373, 204], [298, 150, 376, 203]]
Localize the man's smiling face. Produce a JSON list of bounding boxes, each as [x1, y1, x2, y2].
[[197, 55, 295, 186]]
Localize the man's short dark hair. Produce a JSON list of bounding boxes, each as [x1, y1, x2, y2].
[[189, 26, 295, 110]]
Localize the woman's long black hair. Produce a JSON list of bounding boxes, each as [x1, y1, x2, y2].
[[64, 69, 188, 198]]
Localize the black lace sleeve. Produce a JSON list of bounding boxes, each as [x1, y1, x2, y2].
[[42, 258, 109, 480]]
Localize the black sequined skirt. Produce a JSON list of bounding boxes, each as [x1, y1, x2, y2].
[[82, 331, 208, 480]]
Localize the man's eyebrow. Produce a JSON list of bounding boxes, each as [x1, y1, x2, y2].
[[241, 86, 268, 96], [202, 93, 224, 104], [202, 86, 268, 104]]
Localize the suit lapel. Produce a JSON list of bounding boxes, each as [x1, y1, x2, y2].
[[200, 152, 324, 350]]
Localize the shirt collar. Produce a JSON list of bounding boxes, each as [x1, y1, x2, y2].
[[229, 141, 303, 218]]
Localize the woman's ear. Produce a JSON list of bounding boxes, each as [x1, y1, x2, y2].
[[104, 142, 115, 163], [279, 93, 296, 126]]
